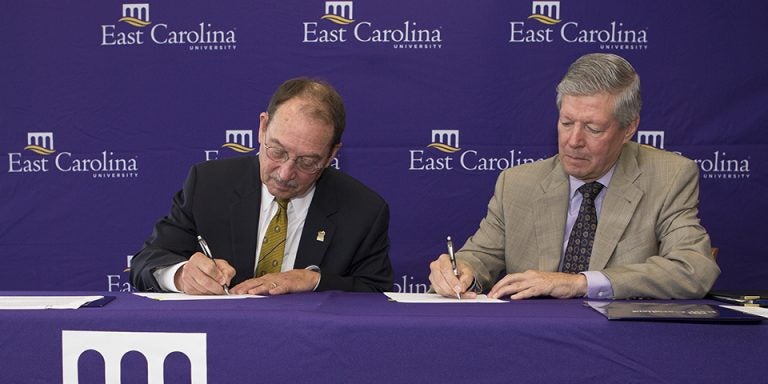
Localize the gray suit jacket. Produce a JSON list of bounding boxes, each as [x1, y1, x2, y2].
[[458, 141, 720, 299]]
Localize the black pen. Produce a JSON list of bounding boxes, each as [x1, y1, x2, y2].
[[197, 235, 230, 295], [446, 236, 461, 300]]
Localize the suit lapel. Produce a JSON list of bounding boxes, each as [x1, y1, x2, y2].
[[295, 171, 337, 268], [590, 143, 643, 270], [533, 161, 570, 272], [229, 158, 262, 282]]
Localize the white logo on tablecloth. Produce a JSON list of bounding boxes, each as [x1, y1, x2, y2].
[[62, 330, 207, 384]]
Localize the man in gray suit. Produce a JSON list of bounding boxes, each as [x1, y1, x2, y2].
[[429, 53, 719, 300]]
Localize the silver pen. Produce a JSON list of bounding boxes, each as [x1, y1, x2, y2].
[[197, 235, 230, 295], [446, 236, 461, 300]]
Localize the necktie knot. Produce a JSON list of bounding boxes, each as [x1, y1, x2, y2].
[[578, 182, 604, 201], [276, 198, 289, 211]]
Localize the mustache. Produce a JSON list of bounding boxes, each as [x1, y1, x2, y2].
[[269, 174, 298, 189]]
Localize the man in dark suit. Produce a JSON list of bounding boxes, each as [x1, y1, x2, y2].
[[131, 78, 393, 295]]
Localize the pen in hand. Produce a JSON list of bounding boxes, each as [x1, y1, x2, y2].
[[197, 235, 230, 295], [446, 236, 461, 300]]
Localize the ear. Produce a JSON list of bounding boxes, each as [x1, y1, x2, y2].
[[325, 143, 342, 167], [258, 112, 269, 144], [623, 116, 640, 143]]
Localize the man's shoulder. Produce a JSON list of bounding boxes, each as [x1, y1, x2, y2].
[[498, 154, 560, 181], [185, 156, 260, 189], [318, 168, 386, 205], [632, 142, 696, 170]]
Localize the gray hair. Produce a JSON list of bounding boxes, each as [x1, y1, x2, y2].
[[556, 53, 642, 129]]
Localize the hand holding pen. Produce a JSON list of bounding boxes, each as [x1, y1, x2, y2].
[[446, 236, 461, 300], [427, 235, 478, 299], [196, 235, 231, 295]]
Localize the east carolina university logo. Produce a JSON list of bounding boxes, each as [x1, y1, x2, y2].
[[7, 132, 139, 178], [322, 1, 355, 25], [119, 3, 151, 27], [222, 130, 256, 153], [636, 130, 751, 180], [203, 130, 256, 161], [528, 1, 561, 25], [303, 1, 443, 49], [24, 132, 56, 155], [410, 130, 543, 171], [427, 130, 461, 153], [101, 3, 237, 51], [636, 130, 665, 149], [510, 1, 649, 50]]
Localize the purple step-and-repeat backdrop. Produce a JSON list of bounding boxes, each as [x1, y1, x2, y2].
[[2, 1, 765, 292]]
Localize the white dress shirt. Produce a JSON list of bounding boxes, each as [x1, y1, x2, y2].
[[152, 184, 316, 292]]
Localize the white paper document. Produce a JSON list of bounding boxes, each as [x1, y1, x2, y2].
[[384, 292, 504, 303], [0, 296, 104, 310], [721, 305, 768, 319], [134, 292, 264, 301]]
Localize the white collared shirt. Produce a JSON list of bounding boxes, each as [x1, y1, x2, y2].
[[255, 184, 315, 275], [152, 183, 316, 292]]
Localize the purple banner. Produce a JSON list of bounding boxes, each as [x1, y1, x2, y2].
[[1, 0, 766, 292]]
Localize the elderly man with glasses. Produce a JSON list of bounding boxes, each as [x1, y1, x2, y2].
[[131, 78, 393, 295]]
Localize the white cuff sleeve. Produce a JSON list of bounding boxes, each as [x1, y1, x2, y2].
[[305, 265, 321, 291], [151, 261, 187, 293], [581, 271, 614, 299]]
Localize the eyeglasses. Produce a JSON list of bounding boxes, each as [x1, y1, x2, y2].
[[263, 143, 325, 174]]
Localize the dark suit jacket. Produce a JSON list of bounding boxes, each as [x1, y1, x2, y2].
[[459, 142, 720, 299], [131, 156, 393, 292]]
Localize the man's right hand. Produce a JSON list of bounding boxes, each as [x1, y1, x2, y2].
[[428, 253, 477, 299], [174, 252, 235, 295]]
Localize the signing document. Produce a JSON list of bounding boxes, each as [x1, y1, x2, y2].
[[721, 305, 768, 319], [0, 296, 106, 310], [134, 292, 263, 301], [385, 292, 504, 303]]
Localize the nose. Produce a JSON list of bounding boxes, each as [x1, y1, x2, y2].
[[565, 124, 585, 148], [276, 159, 298, 180]]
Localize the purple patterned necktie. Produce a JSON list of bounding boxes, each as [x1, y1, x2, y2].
[[562, 182, 604, 273]]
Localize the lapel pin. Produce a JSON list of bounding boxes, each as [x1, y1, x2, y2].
[[316, 230, 326, 242]]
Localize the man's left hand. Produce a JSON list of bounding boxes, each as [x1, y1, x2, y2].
[[488, 270, 587, 299], [230, 269, 320, 295]]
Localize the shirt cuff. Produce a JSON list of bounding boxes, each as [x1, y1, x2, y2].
[[152, 261, 187, 293], [581, 271, 613, 299], [305, 265, 321, 291]]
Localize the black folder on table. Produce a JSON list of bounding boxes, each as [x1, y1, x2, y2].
[[708, 290, 768, 307], [586, 301, 764, 323], [82, 296, 115, 308]]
